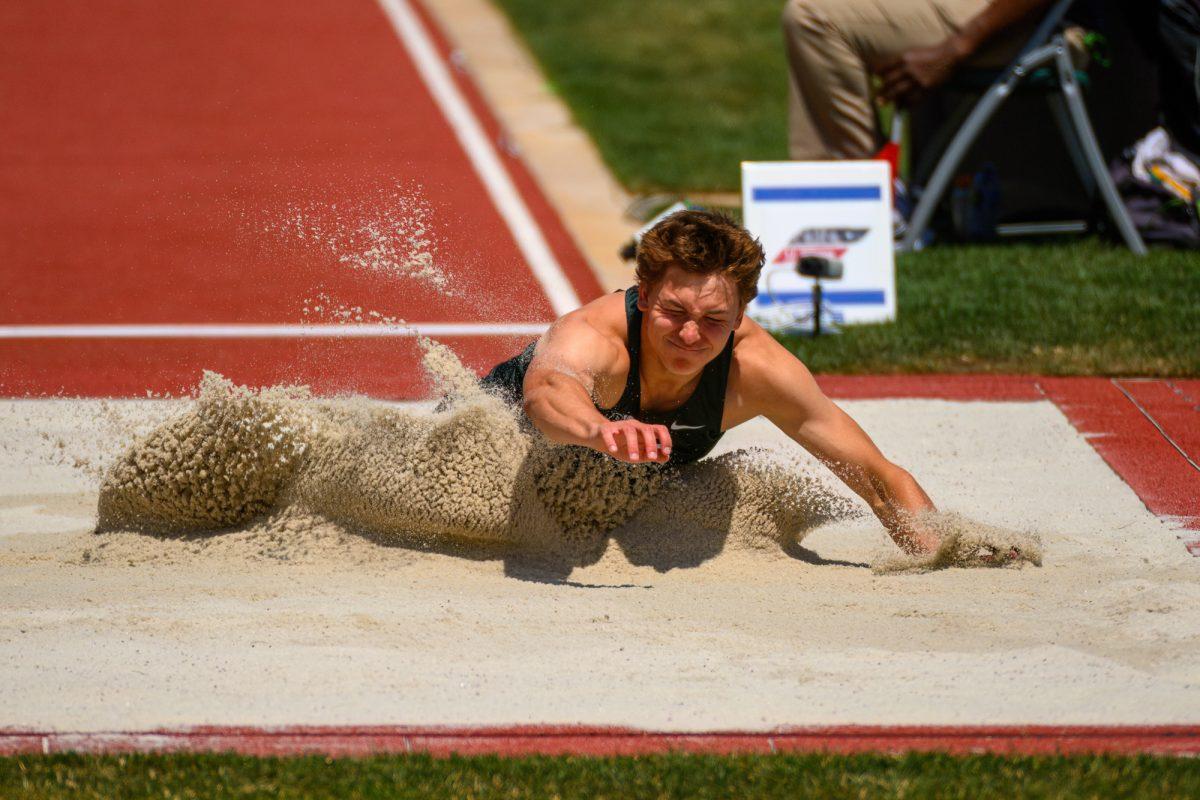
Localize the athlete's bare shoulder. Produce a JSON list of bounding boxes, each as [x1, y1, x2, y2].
[[545, 291, 627, 363], [526, 290, 630, 403], [570, 289, 629, 343], [723, 314, 817, 428], [730, 313, 790, 375]]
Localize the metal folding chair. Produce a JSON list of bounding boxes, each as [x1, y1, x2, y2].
[[898, 0, 1147, 254]]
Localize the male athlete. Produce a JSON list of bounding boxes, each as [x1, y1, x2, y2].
[[483, 210, 938, 554]]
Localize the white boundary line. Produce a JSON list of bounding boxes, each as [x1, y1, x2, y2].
[[374, 0, 580, 316], [0, 324, 549, 339]]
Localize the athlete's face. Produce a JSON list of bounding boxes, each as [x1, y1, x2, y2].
[[638, 266, 744, 376]]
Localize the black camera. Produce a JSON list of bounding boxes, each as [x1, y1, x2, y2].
[[797, 256, 844, 280]]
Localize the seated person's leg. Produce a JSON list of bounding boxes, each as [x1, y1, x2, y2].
[[781, 0, 986, 160]]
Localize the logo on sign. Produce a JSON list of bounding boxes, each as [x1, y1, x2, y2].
[[771, 227, 869, 264]]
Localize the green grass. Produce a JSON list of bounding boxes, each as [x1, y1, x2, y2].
[[492, 0, 789, 193], [779, 241, 1200, 376], [4, 752, 1200, 799]]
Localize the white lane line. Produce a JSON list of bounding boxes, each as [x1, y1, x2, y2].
[[0, 323, 549, 339], [373, 0, 580, 317]]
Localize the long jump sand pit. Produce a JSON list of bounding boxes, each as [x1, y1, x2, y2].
[[1, 358, 1198, 734]]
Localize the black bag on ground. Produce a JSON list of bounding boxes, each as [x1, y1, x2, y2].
[[1109, 155, 1200, 249]]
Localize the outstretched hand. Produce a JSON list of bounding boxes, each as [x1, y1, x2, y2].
[[593, 418, 672, 464], [875, 37, 970, 107], [979, 545, 1027, 565]]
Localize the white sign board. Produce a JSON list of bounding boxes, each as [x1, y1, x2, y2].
[[741, 161, 895, 331]]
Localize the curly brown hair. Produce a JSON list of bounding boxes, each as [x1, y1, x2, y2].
[[635, 209, 764, 306]]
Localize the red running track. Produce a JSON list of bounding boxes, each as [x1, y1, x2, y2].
[[3, 724, 1200, 758], [0, 0, 601, 398]]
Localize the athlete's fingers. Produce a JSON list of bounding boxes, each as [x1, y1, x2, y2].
[[655, 424, 672, 457], [600, 427, 618, 454], [652, 424, 672, 462], [638, 425, 658, 461], [622, 424, 640, 461]]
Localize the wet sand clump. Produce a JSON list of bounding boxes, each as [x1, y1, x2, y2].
[[295, 394, 537, 545], [96, 373, 317, 534]]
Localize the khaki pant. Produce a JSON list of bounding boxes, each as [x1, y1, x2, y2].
[[781, 0, 993, 159]]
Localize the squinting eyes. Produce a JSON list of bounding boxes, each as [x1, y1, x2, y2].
[[662, 308, 727, 324]]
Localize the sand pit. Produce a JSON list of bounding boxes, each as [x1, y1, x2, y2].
[[1, 360, 1198, 730]]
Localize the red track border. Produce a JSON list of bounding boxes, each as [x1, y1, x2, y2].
[[3, 724, 1200, 757]]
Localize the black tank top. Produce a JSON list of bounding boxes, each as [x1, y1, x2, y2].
[[480, 287, 734, 465]]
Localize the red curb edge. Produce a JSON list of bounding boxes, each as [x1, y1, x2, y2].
[[3, 725, 1199, 757], [1039, 378, 1200, 539]]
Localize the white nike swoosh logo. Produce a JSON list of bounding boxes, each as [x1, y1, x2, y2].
[[670, 422, 704, 431]]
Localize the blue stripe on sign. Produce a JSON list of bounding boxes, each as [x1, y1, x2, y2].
[[752, 186, 882, 201], [758, 290, 886, 305]]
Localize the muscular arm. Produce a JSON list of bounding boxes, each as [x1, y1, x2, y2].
[[877, 0, 1057, 105], [522, 315, 616, 447], [738, 333, 938, 553], [522, 314, 672, 464]]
